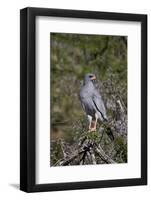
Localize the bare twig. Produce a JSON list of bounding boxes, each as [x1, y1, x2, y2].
[[58, 137, 116, 166], [89, 149, 97, 164], [80, 151, 87, 165], [60, 149, 85, 166], [95, 144, 116, 164], [60, 139, 67, 158]]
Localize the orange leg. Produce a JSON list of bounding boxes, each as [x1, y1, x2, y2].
[[89, 118, 97, 132], [88, 115, 92, 132]]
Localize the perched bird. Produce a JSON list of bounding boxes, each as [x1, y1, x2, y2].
[[79, 73, 114, 140]]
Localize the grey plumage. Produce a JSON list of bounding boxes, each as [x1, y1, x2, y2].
[[79, 73, 114, 140], [79, 73, 107, 121]]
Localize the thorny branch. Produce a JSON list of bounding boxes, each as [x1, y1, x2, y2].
[[55, 133, 117, 166]]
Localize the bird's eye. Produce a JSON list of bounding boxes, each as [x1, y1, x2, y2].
[[89, 75, 93, 78]]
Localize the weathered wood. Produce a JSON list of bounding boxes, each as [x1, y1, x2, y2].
[[95, 144, 116, 164], [58, 135, 117, 166], [89, 149, 97, 164], [60, 149, 85, 166]]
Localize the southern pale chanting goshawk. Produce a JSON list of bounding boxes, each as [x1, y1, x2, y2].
[[79, 73, 114, 140]]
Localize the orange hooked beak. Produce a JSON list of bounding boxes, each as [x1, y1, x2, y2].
[[90, 75, 96, 80]]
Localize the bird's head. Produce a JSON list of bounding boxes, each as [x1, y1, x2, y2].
[[84, 73, 96, 84]]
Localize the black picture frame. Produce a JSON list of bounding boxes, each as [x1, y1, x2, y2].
[[20, 7, 147, 192]]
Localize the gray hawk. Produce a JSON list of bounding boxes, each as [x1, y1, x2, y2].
[[79, 73, 114, 140]]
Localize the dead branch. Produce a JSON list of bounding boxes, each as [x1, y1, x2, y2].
[[58, 135, 117, 166], [95, 144, 116, 164], [60, 149, 85, 166], [89, 149, 97, 164]]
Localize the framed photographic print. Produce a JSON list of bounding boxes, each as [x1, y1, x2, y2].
[[20, 7, 147, 192]]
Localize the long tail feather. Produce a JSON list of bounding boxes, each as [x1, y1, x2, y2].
[[106, 127, 114, 141]]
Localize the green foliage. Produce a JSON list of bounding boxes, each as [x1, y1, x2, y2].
[[114, 137, 127, 163], [50, 140, 63, 165]]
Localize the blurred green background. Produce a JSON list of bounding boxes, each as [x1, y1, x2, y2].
[[50, 33, 127, 165]]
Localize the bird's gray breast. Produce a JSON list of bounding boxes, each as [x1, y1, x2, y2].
[[79, 83, 96, 117], [79, 81, 107, 121]]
